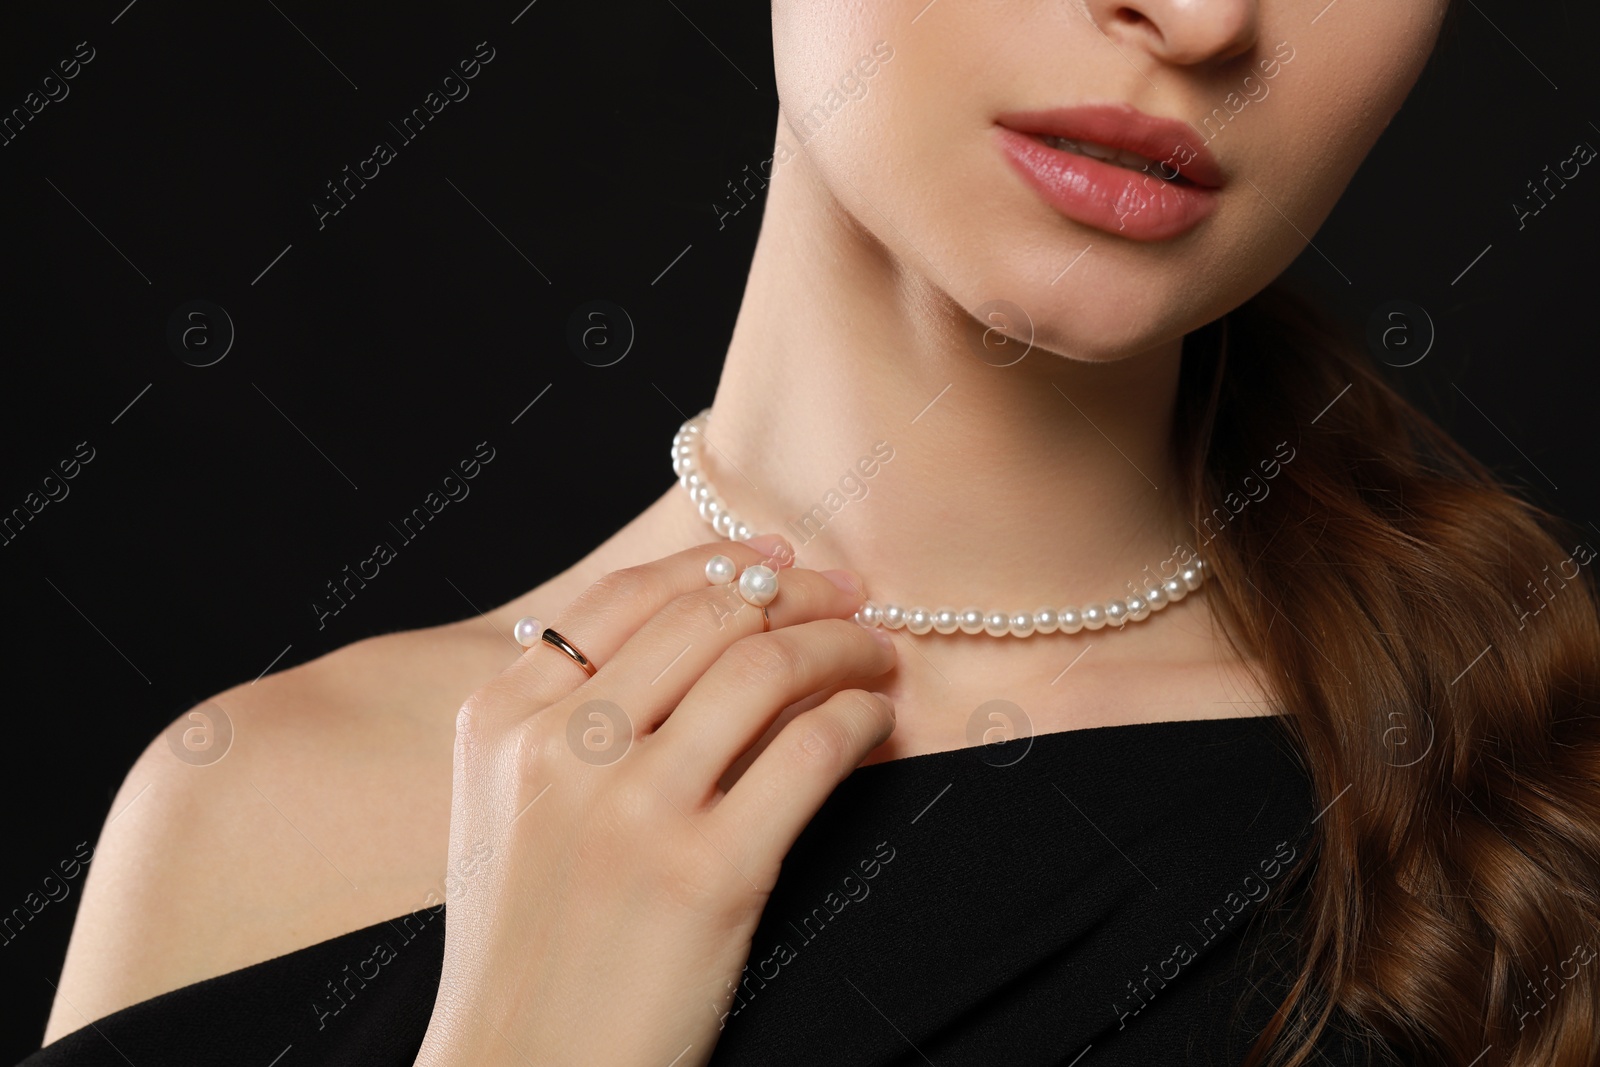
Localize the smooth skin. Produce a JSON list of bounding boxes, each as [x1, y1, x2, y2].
[[44, 0, 1451, 1058]]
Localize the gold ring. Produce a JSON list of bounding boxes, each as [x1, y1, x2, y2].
[[540, 627, 598, 677]]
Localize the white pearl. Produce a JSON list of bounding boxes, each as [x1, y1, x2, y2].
[[1105, 599, 1129, 627], [1058, 608, 1083, 634], [1143, 586, 1168, 611], [1126, 595, 1150, 622], [697, 498, 715, 522], [738, 564, 779, 606], [882, 604, 907, 630], [732, 522, 751, 540], [1034, 608, 1059, 634], [691, 484, 712, 505], [1162, 577, 1187, 603], [983, 611, 1009, 637], [1009, 612, 1035, 638], [713, 512, 734, 536], [673, 442, 694, 461], [1180, 566, 1203, 592], [1081, 604, 1106, 630], [958, 607, 985, 634], [856, 602, 884, 628], [907, 608, 935, 635], [933, 608, 960, 635], [705, 555, 736, 585], [513, 616, 544, 648]]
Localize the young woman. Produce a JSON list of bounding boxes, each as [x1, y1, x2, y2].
[[28, 2, 1600, 1065]]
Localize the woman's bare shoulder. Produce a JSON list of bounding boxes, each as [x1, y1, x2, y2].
[[41, 617, 522, 1045], [40, 489, 700, 1044]]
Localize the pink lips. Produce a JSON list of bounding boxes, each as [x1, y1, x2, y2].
[[994, 105, 1223, 241]]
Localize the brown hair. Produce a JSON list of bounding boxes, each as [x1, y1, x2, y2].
[[1175, 286, 1600, 1066]]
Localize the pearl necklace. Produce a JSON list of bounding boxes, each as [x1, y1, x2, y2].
[[672, 409, 1207, 637]]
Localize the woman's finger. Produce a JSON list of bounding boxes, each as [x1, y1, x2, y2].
[[568, 567, 870, 740], [645, 618, 895, 802], [708, 688, 896, 875], [474, 536, 795, 729], [530, 536, 791, 685]]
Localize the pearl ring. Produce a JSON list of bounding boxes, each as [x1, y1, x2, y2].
[[512, 554, 782, 659], [707, 553, 778, 631], [513, 617, 598, 677]]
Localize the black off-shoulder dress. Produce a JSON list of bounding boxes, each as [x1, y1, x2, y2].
[[21, 716, 1402, 1066]]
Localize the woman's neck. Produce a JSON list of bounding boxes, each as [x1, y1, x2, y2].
[[696, 122, 1193, 611]]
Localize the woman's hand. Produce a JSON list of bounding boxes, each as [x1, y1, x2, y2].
[[414, 534, 896, 1066]]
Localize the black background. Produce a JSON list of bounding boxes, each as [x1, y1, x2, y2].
[[1, 0, 1596, 1059]]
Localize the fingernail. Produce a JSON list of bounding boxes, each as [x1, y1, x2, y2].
[[870, 690, 896, 720], [820, 568, 864, 597], [745, 533, 794, 565], [867, 625, 895, 650]]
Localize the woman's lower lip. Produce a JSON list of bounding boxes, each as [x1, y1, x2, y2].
[[993, 126, 1219, 242]]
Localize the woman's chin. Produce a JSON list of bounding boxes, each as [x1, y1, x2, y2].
[[951, 281, 1191, 367]]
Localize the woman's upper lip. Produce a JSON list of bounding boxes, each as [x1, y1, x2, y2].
[[993, 104, 1224, 189]]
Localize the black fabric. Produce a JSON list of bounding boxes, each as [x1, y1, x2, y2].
[[22, 716, 1402, 1066]]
